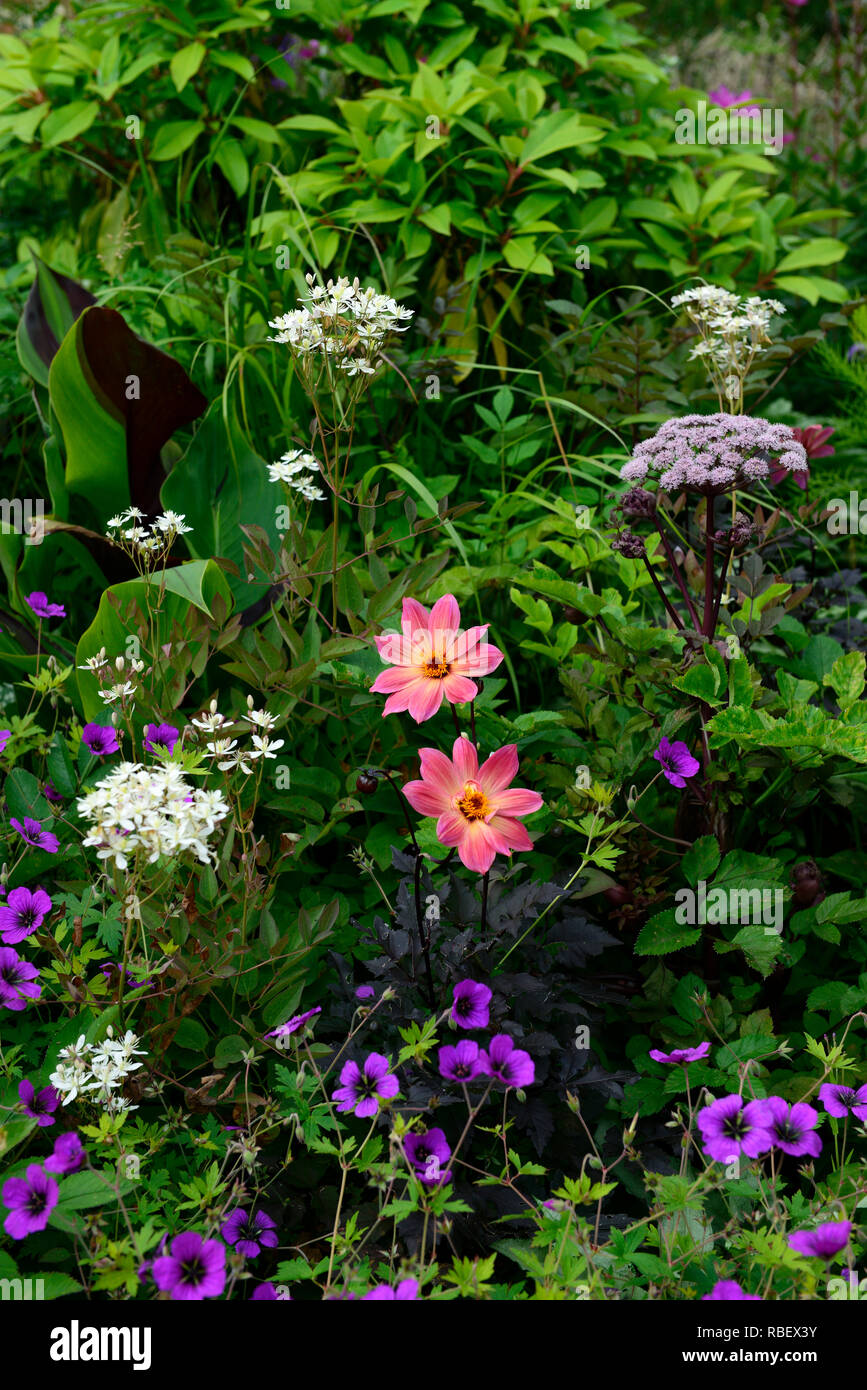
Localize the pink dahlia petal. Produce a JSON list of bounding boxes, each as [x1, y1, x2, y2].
[[479, 743, 519, 794], [451, 735, 479, 783], [429, 593, 461, 634], [401, 596, 431, 631], [403, 779, 449, 818], [406, 677, 446, 724], [435, 809, 466, 846], [458, 821, 501, 874], [418, 747, 463, 796], [488, 814, 533, 853], [441, 673, 478, 705], [370, 666, 419, 694], [492, 788, 544, 818]]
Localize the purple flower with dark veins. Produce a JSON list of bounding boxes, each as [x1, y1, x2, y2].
[[696, 1094, 773, 1161], [404, 1128, 452, 1186], [44, 1131, 85, 1174], [332, 1052, 399, 1118], [438, 1039, 482, 1082], [18, 1078, 60, 1127], [751, 1096, 822, 1157], [788, 1221, 852, 1260], [819, 1082, 867, 1121], [26, 591, 66, 620], [10, 817, 59, 853], [0, 885, 52, 943], [152, 1231, 226, 1301], [251, 1282, 291, 1299], [82, 723, 120, 756], [0, 947, 41, 1010], [362, 1279, 419, 1300], [648, 1040, 711, 1065], [265, 1006, 322, 1041], [451, 979, 492, 1030], [480, 1034, 535, 1089], [653, 737, 700, 789], [2, 1164, 58, 1238], [702, 1279, 761, 1301], [221, 1208, 279, 1259], [144, 723, 180, 755]]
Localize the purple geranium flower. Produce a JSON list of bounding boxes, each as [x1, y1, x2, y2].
[[752, 1097, 822, 1157], [708, 86, 753, 109], [653, 737, 700, 788], [152, 1231, 226, 1301], [0, 730, 10, 755], [480, 1034, 535, 1089], [251, 1282, 291, 1300], [26, 591, 66, 620], [10, 817, 59, 853], [648, 1040, 711, 1065], [404, 1129, 452, 1186], [362, 1278, 419, 1300], [819, 1082, 867, 1121], [265, 1006, 322, 1040], [82, 723, 120, 756], [788, 1221, 852, 1260], [18, 1078, 60, 1127], [355, 984, 375, 1000], [0, 885, 52, 943], [43, 780, 63, 804], [451, 979, 492, 1030], [696, 1095, 773, 1161], [221, 1208, 279, 1259], [332, 1052, 399, 1118], [144, 723, 180, 755], [438, 1039, 482, 1082], [0, 947, 41, 1010], [2, 1164, 58, 1238], [702, 1279, 761, 1301], [44, 1131, 85, 1174]]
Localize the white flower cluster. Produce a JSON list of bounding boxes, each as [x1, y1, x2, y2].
[[77, 762, 229, 870], [49, 1028, 147, 1114], [106, 508, 192, 564], [191, 696, 285, 775], [267, 272, 412, 378], [671, 285, 785, 409], [267, 449, 326, 502], [77, 649, 145, 709]]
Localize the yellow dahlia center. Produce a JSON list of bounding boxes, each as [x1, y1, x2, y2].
[[423, 655, 451, 680], [456, 781, 490, 821]]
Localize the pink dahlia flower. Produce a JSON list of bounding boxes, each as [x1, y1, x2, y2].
[[402, 736, 542, 874], [371, 595, 504, 723]]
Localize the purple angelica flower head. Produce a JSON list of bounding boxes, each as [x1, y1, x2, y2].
[[82, 723, 120, 756], [18, 1078, 60, 1127], [480, 1034, 535, 1089], [220, 1208, 279, 1259], [152, 1231, 226, 1301], [44, 1131, 85, 1174], [144, 723, 180, 755], [404, 1128, 452, 1186], [26, 591, 66, 620], [648, 1040, 711, 1065], [702, 1279, 761, 1301], [752, 1097, 822, 1157], [819, 1082, 867, 1120], [265, 1005, 322, 1041], [788, 1221, 852, 1260], [451, 979, 492, 1030], [10, 817, 59, 853], [0, 885, 52, 943], [332, 1052, 399, 1118], [0, 947, 41, 1010], [438, 1039, 482, 1082], [362, 1278, 419, 1300], [653, 737, 700, 789], [621, 415, 808, 496], [696, 1094, 773, 1161], [2, 1164, 58, 1237], [251, 1282, 291, 1299]]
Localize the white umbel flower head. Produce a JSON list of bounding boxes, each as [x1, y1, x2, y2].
[[76, 762, 230, 870]]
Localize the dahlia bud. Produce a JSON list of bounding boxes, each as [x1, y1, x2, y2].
[[356, 771, 379, 796]]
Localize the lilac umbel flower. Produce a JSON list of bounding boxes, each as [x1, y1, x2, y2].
[[221, 1208, 279, 1259], [696, 1095, 773, 1161], [355, 984, 375, 1000], [10, 817, 59, 853], [144, 723, 180, 755], [788, 1221, 852, 1260], [404, 1129, 452, 1186], [451, 979, 492, 1030], [819, 1082, 867, 1121], [438, 1039, 482, 1082], [480, 1034, 535, 1089], [0, 730, 10, 755], [0, 885, 52, 943], [0, 947, 41, 1010], [265, 1006, 322, 1041], [82, 723, 120, 756], [752, 1097, 822, 1157], [362, 1279, 419, 1300], [26, 591, 66, 620], [251, 1282, 291, 1300], [648, 1040, 710, 1065], [621, 415, 808, 496], [653, 737, 700, 789], [152, 1231, 227, 1301], [2, 1164, 58, 1238], [702, 1279, 761, 1301], [18, 1078, 60, 1127], [44, 1131, 85, 1174], [332, 1052, 399, 1118]]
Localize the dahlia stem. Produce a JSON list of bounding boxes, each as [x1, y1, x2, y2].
[[413, 850, 436, 1011], [480, 870, 490, 939]]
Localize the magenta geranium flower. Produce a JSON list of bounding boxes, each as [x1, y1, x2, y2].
[[0, 947, 41, 1010], [144, 723, 180, 755], [221, 1208, 279, 1259], [362, 1278, 419, 1300], [702, 1280, 761, 1301], [439, 1039, 483, 1081], [265, 1006, 322, 1041], [2, 1164, 58, 1238], [653, 737, 700, 789], [10, 817, 59, 853], [251, 1282, 291, 1299], [0, 730, 10, 755], [355, 984, 375, 1000], [82, 723, 120, 756], [404, 1128, 452, 1186], [708, 86, 753, 109], [332, 1052, 399, 1118], [696, 1095, 774, 1161], [0, 885, 52, 943], [788, 1221, 851, 1260], [25, 591, 66, 620], [451, 979, 492, 1030], [752, 1097, 822, 1157], [480, 1035, 535, 1089], [819, 1082, 867, 1120], [18, 1078, 60, 1127], [648, 1041, 710, 1065], [43, 780, 63, 804], [402, 736, 542, 874], [152, 1231, 226, 1300], [44, 1131, 85, 1174], [371, 595, 504, 722]]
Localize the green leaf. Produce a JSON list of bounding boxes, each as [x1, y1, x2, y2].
[[729, 923, 783, 978], [150, 120, 205, 161], [213, 1034, 247, 1067], [41, 101, 100, 147], [16, 256, 97, 387], [214, 139, 249, 197], [46, 731, 77, 797], [519, 111, 601, 165], [774, 237, 847, 273], [170, 42, 206, 92], [671, 661, 723, 703], [825, 650, 866, 712], [635, 909, 701, 956], [173, 1018, 209, 1051], [680, 836, 721, 888]]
